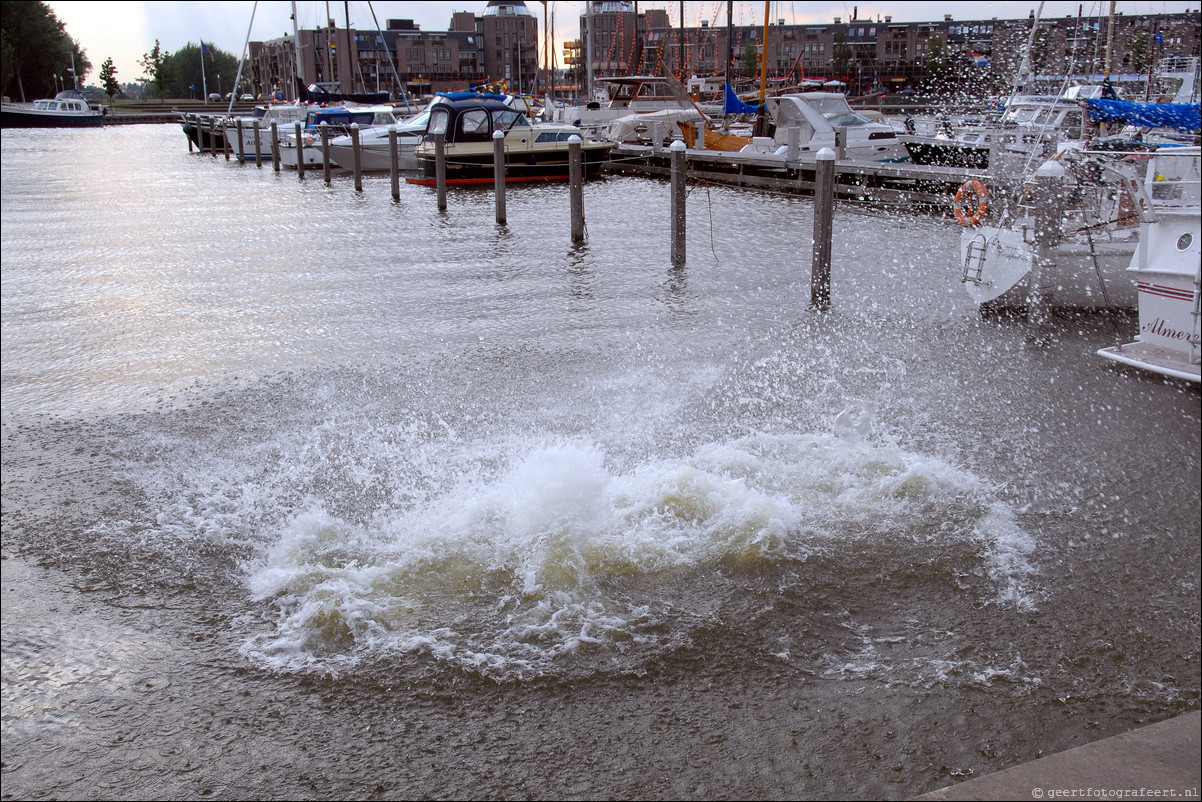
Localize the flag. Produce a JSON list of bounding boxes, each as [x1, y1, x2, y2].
[[202, 42, 214, 62], [972, 52, 990, 68], [1155, 30, 1164, 45]]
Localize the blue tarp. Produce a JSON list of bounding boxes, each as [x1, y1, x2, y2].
[[1086, 98, 1201, 133], [723, 83, 762, 116]]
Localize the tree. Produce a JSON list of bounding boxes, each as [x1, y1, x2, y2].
[[99, 57, 119, 106], [139, 39, 167, 101], [1, 1, 91, 101], [740, 42, 758, 79], [160, 42, 238, 99], [831, 32, 853, 81]]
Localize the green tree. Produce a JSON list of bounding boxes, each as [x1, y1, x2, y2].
[[922, 36, 951, 96], [99, 56, 119, 105], [1128, 31, 1151, 75], [740, 41, 758, 79], [1, 1, 91, 101], [831, 32, 852, 80], [139, 39, 167, 101], [160, 42, 239, 99]]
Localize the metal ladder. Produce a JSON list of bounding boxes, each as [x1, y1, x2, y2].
[[961, 236, 989, 285]]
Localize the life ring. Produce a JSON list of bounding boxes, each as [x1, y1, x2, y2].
[[954, 179, 989, 227]]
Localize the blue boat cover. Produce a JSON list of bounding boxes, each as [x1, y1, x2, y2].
[[724, 83, 762, 115], [1086, 98, 1201, 133], [439, 91, 510, 102]]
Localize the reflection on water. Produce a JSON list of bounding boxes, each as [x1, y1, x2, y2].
[[2, 125, 1198, 801]]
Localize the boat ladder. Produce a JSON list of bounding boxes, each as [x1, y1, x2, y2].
[[962, 236, 990, 286]]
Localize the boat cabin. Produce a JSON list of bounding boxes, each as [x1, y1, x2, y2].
[[425, 95, 531, 144]]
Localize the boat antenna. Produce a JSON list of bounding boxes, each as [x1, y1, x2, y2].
[[226, 0, 258, 116], [366, 0, 416, 112]]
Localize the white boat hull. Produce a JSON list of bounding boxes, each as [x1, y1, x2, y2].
[[961, 226, 1139, 309]]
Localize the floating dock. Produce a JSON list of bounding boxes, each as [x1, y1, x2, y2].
[[604, 143, 993, 211]]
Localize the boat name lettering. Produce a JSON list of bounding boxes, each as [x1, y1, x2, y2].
[[1141, 317, 1191, 341]]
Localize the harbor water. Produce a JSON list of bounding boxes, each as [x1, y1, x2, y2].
[[2, 124, 1198, 800]]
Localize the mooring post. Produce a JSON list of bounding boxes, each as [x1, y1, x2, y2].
[[670, 139, 687, 265], [187, 115, 194, 152], [493, 129, 507, 225], [786, 126, 801, 161], [435, 131, 447, 212], [208, 117, 217, 158], [320, 121, 331, 185], [351, 123, 362, 192], [294, 121, 305, 179], [1029, 159, 1067, 340], [236, 118, 245, 164], [389, 126, 400, 201], [253, 123, 262, 168], [270, 122, 280, 172], [694, 121, 706, 151], [569, 135, 585, 242], [224, 119, 232, 161], [811, 147, 836, 311]]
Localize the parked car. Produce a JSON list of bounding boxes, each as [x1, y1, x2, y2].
[[241, 94, 255, 102], [207, 92, 221, 102]]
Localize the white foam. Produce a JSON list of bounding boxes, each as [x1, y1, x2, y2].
[[239, 432, 1037, 679]]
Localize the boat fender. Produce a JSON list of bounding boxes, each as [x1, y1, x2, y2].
[[954, 179, 989, 227]]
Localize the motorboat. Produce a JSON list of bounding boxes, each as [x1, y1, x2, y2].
[[326, 108, 431, 172], [958, 147, 1151, 311], [220, 104, 313, 161], [278, 105, 403, 169], [2, 90, 104, 128], [550, 75, 722, 137], [732, 92, 907, 163], [409, 93, 615, 186], [1098, 145, 1201, 382]]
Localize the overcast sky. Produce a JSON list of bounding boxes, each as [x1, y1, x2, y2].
[[47, 1, 1198, 86]]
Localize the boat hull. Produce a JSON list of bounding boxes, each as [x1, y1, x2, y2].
[[2, 106, 103, 128], [411, 144, 613, 185]]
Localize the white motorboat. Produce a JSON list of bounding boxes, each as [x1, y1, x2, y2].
[[278, 105, 403, 169], [326, 109, 431, 172], [958, 149, 1149, 311], [1098, 146, 1201, 383], [733, 92, 907, 163], [221, 104, 312, 162]]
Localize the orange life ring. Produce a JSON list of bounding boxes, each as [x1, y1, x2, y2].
[[954, 179, 989, 227]]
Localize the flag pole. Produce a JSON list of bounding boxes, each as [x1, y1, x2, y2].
[[201, 42, 208, 100]]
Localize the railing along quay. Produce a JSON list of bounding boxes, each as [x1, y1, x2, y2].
[[603, 143, 991, 210]]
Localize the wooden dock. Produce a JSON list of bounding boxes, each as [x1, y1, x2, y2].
[[603, 143, 992, 212]]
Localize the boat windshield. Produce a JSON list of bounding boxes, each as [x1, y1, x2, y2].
[[825, 111, 875, 127]]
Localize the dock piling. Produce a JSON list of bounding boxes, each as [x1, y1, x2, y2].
[[493, 130, 507, 225], [236, 119, 245, 165], [208, 117, 217, 158], [389, 126, 400, 201], [569, 135, 585, 242], [811, 147, 836, 311], [253, 123, 262, 168], [435, 131, 447, 212], [294, 121, 305, 179], [320, 121, 331, 185], [270, 122, 280, 172], [1029, 159, 1067, 340], [670, 140, 687, 264], [351, 123, 362, 192]]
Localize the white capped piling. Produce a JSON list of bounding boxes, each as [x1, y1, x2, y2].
[[294, 121, 305, 179], [208, 117, 217, 158], [1029, 159, 1067, 337], [694, 121, 707, 151], [351, 123, 363, 192], [236, 118, 245, 164], [651, 121, 664, 153], [270, 122, 280, 172], [187, 115, 194, 152], [493, 129, 507, 225], [389, 126, 400, 200], [811, 147, 836, 311], [253, 123, 262, 168], [434, 131, 447, 212], [320, 121, 331, 185], [224, 121, 232, 161], [569, 135, 585, 242], [670, 139, 687, 264]]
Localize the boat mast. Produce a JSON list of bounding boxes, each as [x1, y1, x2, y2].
[[365, 0, 415, 111], [226, 0, 258, 114], [292, 1, 303, 99]]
